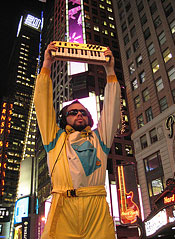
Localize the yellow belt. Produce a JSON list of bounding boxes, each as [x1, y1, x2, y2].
[[49, 185, 107, 238]]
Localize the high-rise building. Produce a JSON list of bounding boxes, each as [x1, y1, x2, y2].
[[113, 0, 175, 219], [36, 1, 142, 238], [0, 12, 42, 238]]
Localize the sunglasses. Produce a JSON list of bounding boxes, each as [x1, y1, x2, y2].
[[66, 109, 88, 117]]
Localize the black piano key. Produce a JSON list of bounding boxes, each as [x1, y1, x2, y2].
[[81, 49, 84, 55]]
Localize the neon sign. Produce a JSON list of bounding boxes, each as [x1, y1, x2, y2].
[[24, 14, 41, 31], [117, 165, 140, 224], [0, 102, 13, 196], [164, 194, 175, 204]]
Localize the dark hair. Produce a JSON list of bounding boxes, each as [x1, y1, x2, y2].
[[59, 100, 94, 129]]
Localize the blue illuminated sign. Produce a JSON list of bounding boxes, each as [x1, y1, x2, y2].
[[14, 197, 29, 225]]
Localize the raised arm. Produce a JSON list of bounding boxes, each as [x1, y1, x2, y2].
[[34, 42, 61, 151], [96, 49, 121, 149]]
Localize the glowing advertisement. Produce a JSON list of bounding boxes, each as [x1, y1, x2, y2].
[[63, 96, 98, 130], [67, 0, 87, 75], [117, 164, 140, 224], [14, 197, 29, 225], [24, 14, 41, 31]]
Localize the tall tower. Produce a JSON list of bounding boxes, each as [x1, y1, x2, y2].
[[113, 0, 175, 218], [0, 12, 42, 239]]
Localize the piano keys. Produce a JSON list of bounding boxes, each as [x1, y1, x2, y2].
[[51, 41, 111, 65]]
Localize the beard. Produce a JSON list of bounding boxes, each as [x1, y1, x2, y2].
[[72, 118, 88, 131]]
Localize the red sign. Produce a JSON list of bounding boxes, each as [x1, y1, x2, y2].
[[164, 194, 175, 204]]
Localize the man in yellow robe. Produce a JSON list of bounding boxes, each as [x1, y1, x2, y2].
[[34, 42, 121, 239]]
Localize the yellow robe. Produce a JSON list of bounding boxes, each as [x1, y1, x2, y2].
[[34, 67, 121, 239]]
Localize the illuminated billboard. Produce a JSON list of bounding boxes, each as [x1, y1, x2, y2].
[[66, 0, 87, 75], [62, 96, 98, 130], [24, 14, 41, 31], [14, 197, 29, 225]]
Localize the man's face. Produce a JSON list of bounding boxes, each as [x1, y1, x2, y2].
[[66, 103, 89, 131]]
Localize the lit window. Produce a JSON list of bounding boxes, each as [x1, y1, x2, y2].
[[145, 107, 153, 122], [125, 145, 133, 157], [100, 4, 105, 9], [129, 62, 135, 75], [102, 29, 108, 35], [103, 21, 107, 26], [106, 0, 112, 4], [109, 23, 115, 29], [94, 26, 100, 31], [170, 19, 175, 34], [136, 54, 143, 67], [139, 71, 145, 84], [134, 95, 141, 109], [131, 78, 138, 91], [137, 114, 144, 129], [155, 77, 164, 92], [151, 178, 164, 196], [107, 7, 112, 12], [168, 67, 175, 82], [163, 48, 172, 63], [142, 88, 150, 102], [151, 59, 159, 73], [108, 16, 114, 21]]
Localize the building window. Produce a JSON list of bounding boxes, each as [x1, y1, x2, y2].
[[170, 19, 175, 34], [140, 14, 147, 26], [159, 96, 168, 112], [148, 42, 155, 56], [131, 78, 138, 91], [140, 134, 148, 149], [133, 39, 139, 52], [94, 26, 100, 31], [145, 107, 153, 122], [122, 22, 127, 32], [155, 77, 164, 92], [144, 27, 151, 40], [144, 152, 161, 172], [124, 34, 130, 45], [130, 26, 136, 38], [125, 145, 133, 157], [129, 62, 135, 75], [164, 3, 173, 18], [128, 13, 133, 25], [163, 48, 172, 63], [115, 143, 122, 155], [151, 59, 159, 73], [168, 67, 175, 82], [137, 1, 144, 12], [137, 114, 144, 129], [142, 88, 150, 102], [151, 178, 164, 196], [134, 95, 141, 109], [150, 2, 157, 15], [139, 71, 145, 83], [150, 128, 158, 144], [158, 31, 166, 45], [172, 89, 175, 103], [154, 16, 162, 29], [126, 48, 132, 59], [136, 54, 143, 67]]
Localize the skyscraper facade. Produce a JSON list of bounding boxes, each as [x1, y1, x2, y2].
[[113, 0, 175, 218]]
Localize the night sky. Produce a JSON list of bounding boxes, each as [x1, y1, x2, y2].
[[0, 0, 44, 102]]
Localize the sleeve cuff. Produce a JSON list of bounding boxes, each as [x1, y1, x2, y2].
[[107, 75, 118, 83], [40, 67, 51, 76]]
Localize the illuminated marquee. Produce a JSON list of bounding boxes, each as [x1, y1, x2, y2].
[[24, 14, 41, 31]]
